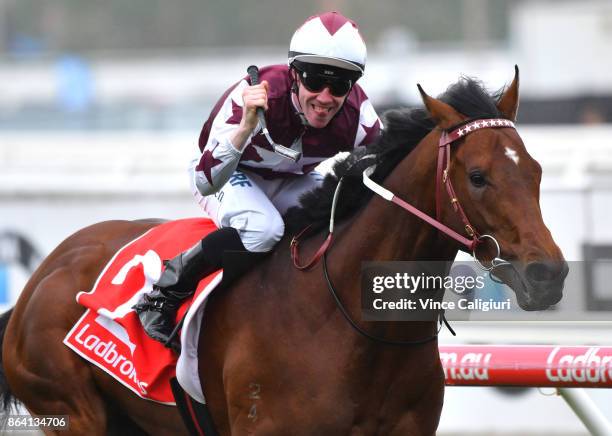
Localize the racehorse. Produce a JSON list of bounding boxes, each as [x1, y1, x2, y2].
[[0, 68, 567, 435]]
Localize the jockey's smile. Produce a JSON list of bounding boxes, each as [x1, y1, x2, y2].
[[296, 79, 346, 128]]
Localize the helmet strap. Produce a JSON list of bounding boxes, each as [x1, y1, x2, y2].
[[291, 91, 311, 127], [290, 67, 311, 127]]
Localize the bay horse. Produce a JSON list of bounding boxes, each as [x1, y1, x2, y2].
[[0, 68, 567, 435]]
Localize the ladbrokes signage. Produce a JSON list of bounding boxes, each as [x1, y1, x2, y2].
[[545, 346, 612, 384], [440, 345, 612, 387], [71, 321, 149, 395]]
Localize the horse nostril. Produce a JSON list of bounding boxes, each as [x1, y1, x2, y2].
[[525, 261, 558, 283]]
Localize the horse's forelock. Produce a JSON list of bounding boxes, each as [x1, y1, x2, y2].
[[438, 77, 502, 120]]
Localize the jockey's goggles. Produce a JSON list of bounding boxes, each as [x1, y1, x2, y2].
[[292, 61, 358, 97]]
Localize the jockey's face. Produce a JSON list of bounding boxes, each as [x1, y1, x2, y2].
[[293, 70, 348, 128]]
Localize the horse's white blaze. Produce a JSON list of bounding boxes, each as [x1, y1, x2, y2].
[[504, 146, 519, 165]]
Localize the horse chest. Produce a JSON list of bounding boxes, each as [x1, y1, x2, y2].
[[202, 274, 444, 434]]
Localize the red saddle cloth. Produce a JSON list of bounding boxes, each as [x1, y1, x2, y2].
[[63, 218, 220, 404]]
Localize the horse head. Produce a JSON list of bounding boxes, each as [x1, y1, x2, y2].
[[418, 67, 568, 311]]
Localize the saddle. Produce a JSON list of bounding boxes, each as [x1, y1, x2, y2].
[[64, 218, 233, 404]]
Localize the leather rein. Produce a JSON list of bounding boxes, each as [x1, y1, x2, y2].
[[290, 118, 517, 345], [364, 117, 515, 265]]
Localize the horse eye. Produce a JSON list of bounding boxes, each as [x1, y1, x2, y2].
[[469, 171, 486, 188]]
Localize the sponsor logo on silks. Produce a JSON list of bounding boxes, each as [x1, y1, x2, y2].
[[229, 171, 252, 187], [74, 322, 149, 395], [546, 347, 612, 384], [439, 351, 492, 381]]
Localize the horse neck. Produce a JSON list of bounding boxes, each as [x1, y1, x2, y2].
[[337, 131, 458, 263], [309, 132, 458, 343]]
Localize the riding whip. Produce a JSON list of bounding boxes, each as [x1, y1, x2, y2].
[[246, 65, 302, 162]]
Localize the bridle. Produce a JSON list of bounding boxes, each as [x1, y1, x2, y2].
[[292, 118, 518, 271], [290, 118, 518, 345], [363, 117, 516, 272]]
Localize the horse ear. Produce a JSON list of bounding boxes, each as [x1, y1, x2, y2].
[[417, 84, 465, 129], [497, 65, 520, 121]]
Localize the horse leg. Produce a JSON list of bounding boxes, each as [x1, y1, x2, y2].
[[7, 353, 108, 435], [3, 257, 112, 435], [387, 362, 445, 436]]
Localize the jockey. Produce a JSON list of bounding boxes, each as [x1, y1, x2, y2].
[[135, 11, 382, 349]]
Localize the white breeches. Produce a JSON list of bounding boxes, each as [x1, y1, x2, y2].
[[189, 159, 324, 253]]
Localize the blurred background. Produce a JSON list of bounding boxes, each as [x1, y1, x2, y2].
[[1, 0, 612, 434]]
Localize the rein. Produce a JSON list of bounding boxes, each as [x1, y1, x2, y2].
[[364, 117, 515, 264], [291, 178, 344, 270], [322, 251, 452, 346], [292, 118, 516, 268], [290, 118, 516, 345]]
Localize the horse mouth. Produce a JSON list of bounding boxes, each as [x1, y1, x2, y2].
[[492, 261, 568, 311]]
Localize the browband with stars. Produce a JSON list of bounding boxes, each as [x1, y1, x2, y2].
[[440, 119, 516, 146]]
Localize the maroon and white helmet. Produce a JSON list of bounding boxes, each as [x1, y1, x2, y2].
[[288, 11, 367, 76]]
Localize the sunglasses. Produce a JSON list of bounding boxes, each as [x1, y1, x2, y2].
[[295, 70, 353, 97]]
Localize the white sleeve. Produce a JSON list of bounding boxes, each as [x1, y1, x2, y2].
[[194, 80, 261, 196]]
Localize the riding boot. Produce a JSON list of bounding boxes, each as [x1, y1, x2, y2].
[[134, 227, 247, 351]]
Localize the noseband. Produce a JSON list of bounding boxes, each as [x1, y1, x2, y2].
[[363, 118, 516, 272]]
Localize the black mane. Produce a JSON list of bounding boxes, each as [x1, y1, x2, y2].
[[283, 77, 504, 235]]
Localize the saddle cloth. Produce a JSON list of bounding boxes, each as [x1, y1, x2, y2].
[[63, 218, 221, 404]]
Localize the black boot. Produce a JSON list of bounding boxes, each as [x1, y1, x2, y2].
[[134, 227, 247, 352]]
